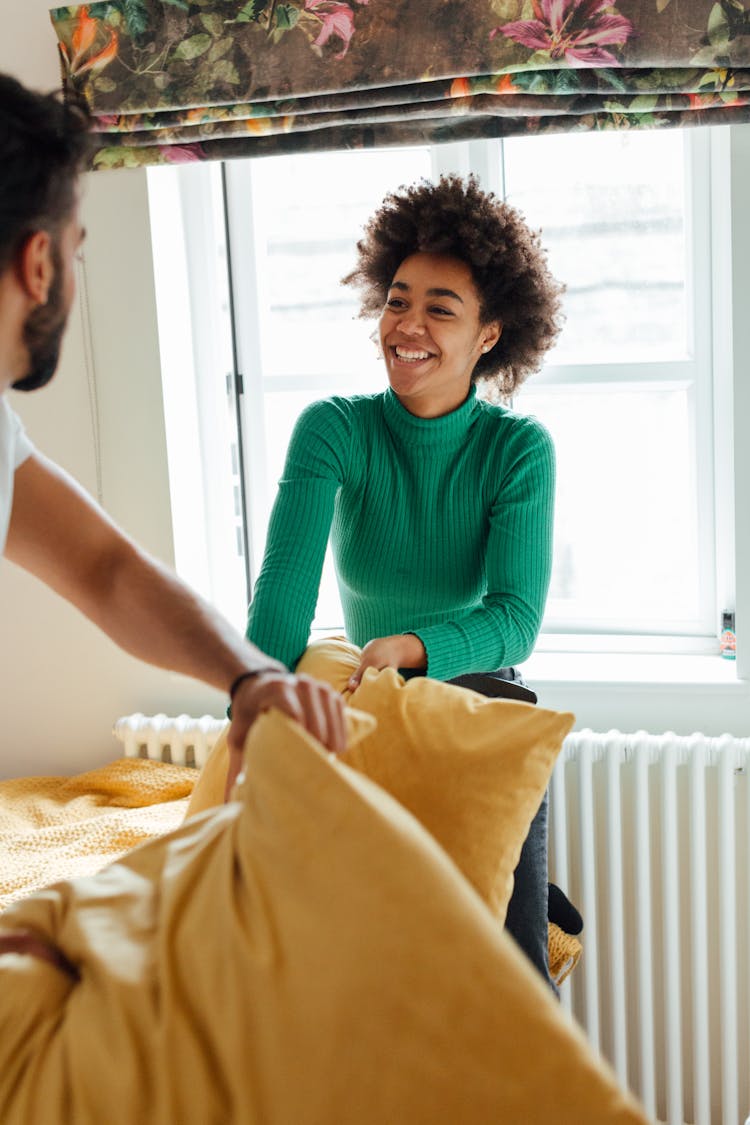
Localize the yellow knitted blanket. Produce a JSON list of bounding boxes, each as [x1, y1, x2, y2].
[[0, 758, 195, 911]]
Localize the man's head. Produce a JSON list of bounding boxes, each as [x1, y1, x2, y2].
[[0, 74, 90, 392]]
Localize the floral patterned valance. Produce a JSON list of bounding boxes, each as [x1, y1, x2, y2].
[[50, 0, 750, 169]]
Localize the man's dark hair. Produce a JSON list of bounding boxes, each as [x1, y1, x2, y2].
[[0, 74, 91, 273], [343, 174, 565, 398]]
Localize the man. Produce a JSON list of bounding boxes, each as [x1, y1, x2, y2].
[[0, 73, 346, 800]]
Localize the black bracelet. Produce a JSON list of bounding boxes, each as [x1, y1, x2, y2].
[[228, 669, 271, 702]]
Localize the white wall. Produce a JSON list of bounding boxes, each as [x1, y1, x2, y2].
[[0, 2, 225, 778], [1, 2, 750, 779]]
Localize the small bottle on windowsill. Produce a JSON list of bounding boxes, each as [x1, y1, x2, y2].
[[720, 611, 736, 660]]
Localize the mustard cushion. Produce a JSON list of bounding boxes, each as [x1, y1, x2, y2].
[[298, 633, 361, 691], [189, 637, 574, 923], [0, 711, 647, 1125]]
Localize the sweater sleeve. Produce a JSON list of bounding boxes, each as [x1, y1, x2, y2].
[[245, 400, 350, 670], [412, 417, 555, 681]]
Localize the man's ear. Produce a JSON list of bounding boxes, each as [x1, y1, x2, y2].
[[16, 230, 54, 305]]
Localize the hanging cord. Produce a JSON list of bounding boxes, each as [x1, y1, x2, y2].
[[58, 45, 103, 502], [76, 253, 104, 505]]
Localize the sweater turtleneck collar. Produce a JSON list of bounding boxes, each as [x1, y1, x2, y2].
[[382, 384, 480, 447]]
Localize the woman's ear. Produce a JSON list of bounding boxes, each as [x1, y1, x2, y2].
[[480, 321, 502, 354], [16, 230, 54, 306]]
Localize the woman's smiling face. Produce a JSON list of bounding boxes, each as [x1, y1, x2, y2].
[[378, 251, 501, 418]]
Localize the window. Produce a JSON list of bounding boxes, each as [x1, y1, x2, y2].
[[147, 166, 247, 627], [147, 127, 728, 652], [501, 130, 716, 640]]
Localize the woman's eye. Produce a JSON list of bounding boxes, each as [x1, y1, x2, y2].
[[430, 306, 453, 317], [386, 298, 406, 310]]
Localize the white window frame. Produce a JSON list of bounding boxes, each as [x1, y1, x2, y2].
[[147, 163, 248, 628], [221, 129, 726, 652], [144, 123, 750, 740], [508, 129, 717, 647]]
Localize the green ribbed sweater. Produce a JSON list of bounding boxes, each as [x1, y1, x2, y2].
[[246, 385, 555, 682]]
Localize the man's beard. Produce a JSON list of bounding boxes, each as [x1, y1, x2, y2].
[[12, 247, 69, 393]]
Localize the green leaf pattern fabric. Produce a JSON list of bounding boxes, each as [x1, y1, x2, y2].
[[48, 0, 750, 168]]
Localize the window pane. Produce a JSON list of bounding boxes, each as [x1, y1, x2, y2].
[[251, 148, 432, 380], [263, 390, 344, 629], [503, 131, 688, 366], [517, 386, 703, 629], [221, 133, 714, 642]]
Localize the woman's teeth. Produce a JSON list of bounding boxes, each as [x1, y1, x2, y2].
[[394, 346, 431, 362]]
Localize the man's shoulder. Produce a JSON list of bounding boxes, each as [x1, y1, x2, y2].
[[0, 394, 34, 466], [0, 394, 17, 434]]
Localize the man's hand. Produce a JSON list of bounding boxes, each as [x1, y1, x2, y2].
[[224, 672, 348, 799], [0, 927, 79, 979], [346, 633, 427, 692]]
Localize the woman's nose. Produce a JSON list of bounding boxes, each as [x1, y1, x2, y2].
[[399, 312, 426, 336]]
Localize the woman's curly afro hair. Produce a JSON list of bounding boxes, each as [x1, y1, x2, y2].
[[342, 174, 565, 397]]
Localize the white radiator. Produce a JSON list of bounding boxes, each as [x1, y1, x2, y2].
[[114, 715, 749, 1125], [113, 712, 225, 768], [552, 730, 750, 1125]]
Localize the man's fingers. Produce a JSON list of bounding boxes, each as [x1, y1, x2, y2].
[[227, 673, 348, 768], [315, 688, 347, 754], [224, 748, 244, 802], [327, 693, 348, 753], [296, 678, 327, 746], [295, 677, 347, 754], [232, 674, 305, 732], [0, 928, 79, 979], [269, 680, 306, 727]]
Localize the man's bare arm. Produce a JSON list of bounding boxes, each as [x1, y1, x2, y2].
[[6, 453, 346, 766]]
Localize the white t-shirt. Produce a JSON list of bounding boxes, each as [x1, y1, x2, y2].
[[0, 395, 34, 555]]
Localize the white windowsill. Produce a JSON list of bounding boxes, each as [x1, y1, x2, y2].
[[523, 650, 742, 688], [310, 627, 742, 689]]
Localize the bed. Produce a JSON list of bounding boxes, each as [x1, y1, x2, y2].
[[0, 755, 195, 913]]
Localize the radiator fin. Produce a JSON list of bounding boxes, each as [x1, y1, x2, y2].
[[112, 713, 225, 768]]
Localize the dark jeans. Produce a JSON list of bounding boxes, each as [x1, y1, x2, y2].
[[447, 669, 554, 991]]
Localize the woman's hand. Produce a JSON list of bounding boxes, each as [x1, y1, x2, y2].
[[225, 672, 347, 799], [347, 633, 427, 691]]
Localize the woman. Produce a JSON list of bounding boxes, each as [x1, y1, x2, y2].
[[246, 174, 565, 982]]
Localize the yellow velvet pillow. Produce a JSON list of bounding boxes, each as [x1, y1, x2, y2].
[[312, 641, 574, 923], [0, 711, 647, 1125], [189, 637, 574, 924]]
